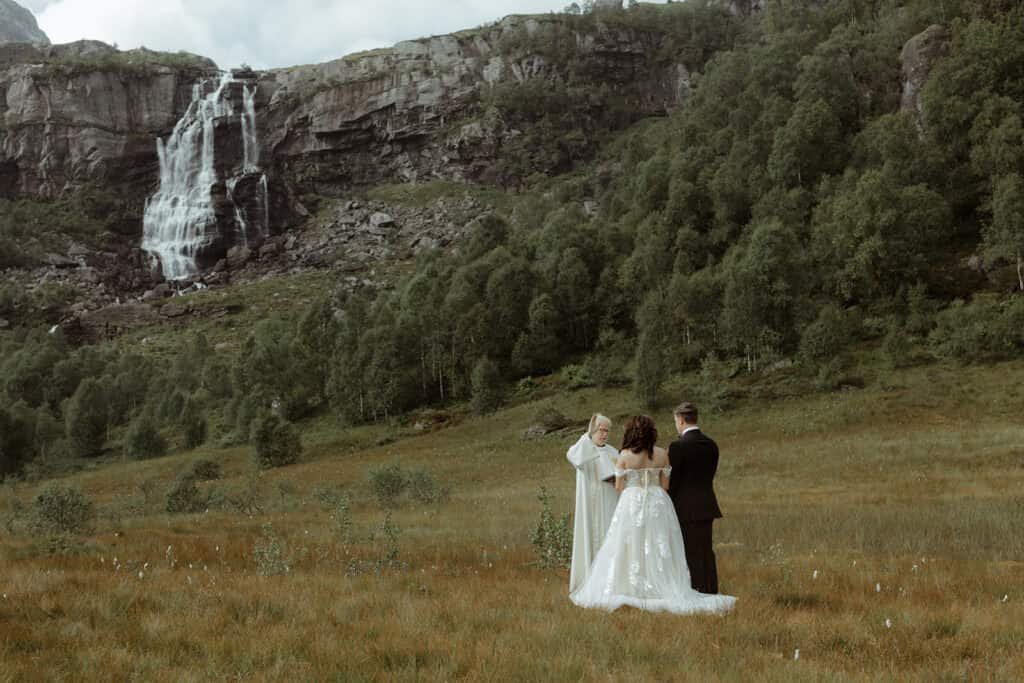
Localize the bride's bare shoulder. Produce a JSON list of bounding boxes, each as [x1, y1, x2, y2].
[[653, 446, 669, 466]]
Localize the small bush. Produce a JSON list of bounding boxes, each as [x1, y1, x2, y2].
[[368, 461, 408, 507], [329, 495, 353, 545], [30, 483, 94, 535], [374, 512, 405, 571], [562, 363, 595, 389], [252, 413, 302, 470], [312, 483, 346, 508], [253, 522, 290, 576], [123, 414, 167, 460], [210, 473, 263, 514], [531, 486, 572, 569], [188, 458, 222, 481], [407, 467, 450, 505], [165, 475, 206, 514], [882, 324, 916, 369]]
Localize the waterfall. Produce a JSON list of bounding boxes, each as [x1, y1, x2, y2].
[[142, 71, 268, 281]]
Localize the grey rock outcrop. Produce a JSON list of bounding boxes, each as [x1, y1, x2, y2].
[[900, 24, 951, 128], [256, 14, 693, 192], [0, 0, 48, 46]]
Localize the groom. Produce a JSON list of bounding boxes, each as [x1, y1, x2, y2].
[[667, 402, 722, 594]]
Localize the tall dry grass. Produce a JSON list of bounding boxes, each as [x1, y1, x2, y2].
[[1, 361, 1022, 680]]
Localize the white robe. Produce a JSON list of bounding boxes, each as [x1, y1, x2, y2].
[[567, 433, 620, 593]]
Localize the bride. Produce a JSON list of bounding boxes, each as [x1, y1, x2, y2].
[[570, 415, 736, 615]]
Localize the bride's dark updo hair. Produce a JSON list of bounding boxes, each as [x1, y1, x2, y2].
[[621, 415, 658, 459]]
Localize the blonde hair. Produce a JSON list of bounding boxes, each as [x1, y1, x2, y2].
[[589, 414, 612, 436]]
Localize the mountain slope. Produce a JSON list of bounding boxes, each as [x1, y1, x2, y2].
[[0, 0, 48, 45]]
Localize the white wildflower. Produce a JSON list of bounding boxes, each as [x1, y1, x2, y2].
[[793, 649, 800, 661], [1003, 594, 1009, 603], [885, 618, 892, 629], [812, 570, 819, 580], [138, 570, 144, 580], [876, 583, 881, 593]]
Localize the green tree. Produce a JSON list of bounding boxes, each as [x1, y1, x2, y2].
[[470, 357, 505, 415], [65, 378, 107, 457], [252, 412, 302, 470], [123, 412, 168, 460], [180, 395, 208, 449], [983, 173, 1024, 291]]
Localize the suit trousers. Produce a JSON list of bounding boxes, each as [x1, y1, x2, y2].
[[680, 520, 718, 594]]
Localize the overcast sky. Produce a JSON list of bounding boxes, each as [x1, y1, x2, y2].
[[20, 0, 667, 70]]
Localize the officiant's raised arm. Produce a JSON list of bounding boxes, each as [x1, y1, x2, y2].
[[566, 413, 613, 469]]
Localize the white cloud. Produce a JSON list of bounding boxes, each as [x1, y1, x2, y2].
[[33, 0, 624, 70]]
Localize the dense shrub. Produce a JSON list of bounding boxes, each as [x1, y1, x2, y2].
[[64, 378, 108, 457], [188, 458, 222, 481], [30, 483, 94, 535], [406, 467, 450, 505], [368, 461, 408, 507], [165, 475, 206, 514], [123, 414, 167, 460], [180, 397, 208, 450], [470, 357, 505, 415], [251, 413, 302, 470], [531, 486, 572, 569]]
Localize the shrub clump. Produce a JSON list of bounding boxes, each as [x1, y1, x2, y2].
[[188, 458, 222, 481], [30, 483, 94, 535], [470, 357, 506, 415], [165, 475, 206, 514], [368, 461, 408, 507], [253, 522, 290, 576], [252, 413, 302, 470], [531, 486, 572, 569], [368, 462, 449, 507], [123, 414, 167, 460], [406, 467, 450, 505]]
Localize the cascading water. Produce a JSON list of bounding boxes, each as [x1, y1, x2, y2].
[[142, 71, 268, 280]]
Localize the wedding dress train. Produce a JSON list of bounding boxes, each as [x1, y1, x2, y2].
[[570, 467, 736, 615]]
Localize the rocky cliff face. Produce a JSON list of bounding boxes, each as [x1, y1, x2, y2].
[[0, 41, 215, 203], [255, 14, 691, 193], [0, 0, 48, 45]]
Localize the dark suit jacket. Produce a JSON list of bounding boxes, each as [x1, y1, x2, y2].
[[667, 428, 722, 522]]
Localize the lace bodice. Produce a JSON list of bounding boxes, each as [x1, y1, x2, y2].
[[616, 467, 671, 489]]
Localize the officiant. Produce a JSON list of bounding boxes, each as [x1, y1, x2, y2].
[[566, 413, 620, 593]]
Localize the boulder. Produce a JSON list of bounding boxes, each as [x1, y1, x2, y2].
[[226, 245, 252, 269], [370, 212, 395, 228], [44, 253, 78, 268], [901, 25, 951, 125], [159, 302, 190, 318], [259, 241, 281, 259]]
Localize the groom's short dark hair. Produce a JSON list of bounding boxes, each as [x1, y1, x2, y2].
[[674, 402, 698, 423]]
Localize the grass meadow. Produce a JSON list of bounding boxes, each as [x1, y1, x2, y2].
[[1, 360, 1023, 680]]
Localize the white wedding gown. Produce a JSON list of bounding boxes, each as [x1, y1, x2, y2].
[[570, 467, 736, 615]]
